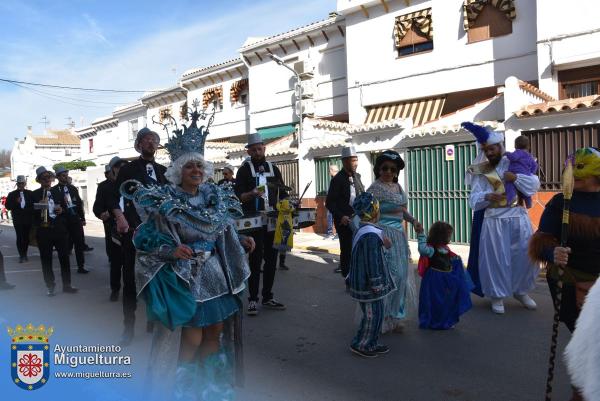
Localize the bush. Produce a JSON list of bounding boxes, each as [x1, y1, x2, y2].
[[53, 160, 96, 171]]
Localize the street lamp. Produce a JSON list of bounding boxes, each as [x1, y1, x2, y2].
[[268, 53, 302, 143]]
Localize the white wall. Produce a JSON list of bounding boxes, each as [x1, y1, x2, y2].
[[343, 0, 538, 124], [186, 77, 249, 141], [536, 0, 600, 98], [246, 24, 348, 131]]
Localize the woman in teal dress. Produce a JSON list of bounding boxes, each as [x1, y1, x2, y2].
[[367, 150, 422, 333], [123, 114, 254, 401]]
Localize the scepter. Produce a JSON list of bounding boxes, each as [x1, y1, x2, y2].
[[544, 158, 574, 401]]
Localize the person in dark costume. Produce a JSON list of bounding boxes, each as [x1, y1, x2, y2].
[[529, 147, 600, 401], [53, 166, 89, 274], [93, 156, 127, 302], [5, 175, 34, 263], [326, 146, 364, 278], [114, 127, 168, 345]]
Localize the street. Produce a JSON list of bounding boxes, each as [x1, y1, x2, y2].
[[0, 221, 573, 401]]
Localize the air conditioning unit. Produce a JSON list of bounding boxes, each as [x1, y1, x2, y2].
[[294, 81, 315, 98], [293, 61, 314, 79], [295, 99, 315, 116]]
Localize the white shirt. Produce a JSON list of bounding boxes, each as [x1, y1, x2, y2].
[[146, 163, 157, 182], [19, 191, 25, 208]]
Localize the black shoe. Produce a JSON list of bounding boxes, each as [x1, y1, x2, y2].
[[262, 299, 286, 310], [334, 267, 342, 274], [374, 344, 390, 354], [77, 267, 89, 274], [0, 282, 15, 290], [247, 301, 258, 316], [109, 291, 119, 302], [18, 256, 24, 263], [63, 286, 78, 293], [279, 263, 289, 270], [47, 286, 56, 297], [350, 346, 378, 358], [24, 256, 28, 262], [84, 245, 94, 252]]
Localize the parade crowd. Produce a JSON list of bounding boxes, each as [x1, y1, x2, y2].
[[1, 120, 598, 401]]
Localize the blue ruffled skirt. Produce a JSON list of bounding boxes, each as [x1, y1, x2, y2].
[[419, 257, 473, 330], [144, 265, 241, 330]]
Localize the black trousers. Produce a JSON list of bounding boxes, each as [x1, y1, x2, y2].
[[13, 223, 31, 258], [65, 218, 85, 269], [248, 227, 278, 302], [36, 225, 71, 289], [334, 221, 353, 277], [105, 223, 123, 292], [121, 231, 137, 327], [103, 222, 112, 263], [0, 250, 8, 283]]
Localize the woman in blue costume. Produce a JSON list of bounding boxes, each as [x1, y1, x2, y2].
[[367, 150, 421, 333], [123, 114, 254, 401]]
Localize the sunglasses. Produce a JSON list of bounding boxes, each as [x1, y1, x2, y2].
[[380, 166, 397, 173]]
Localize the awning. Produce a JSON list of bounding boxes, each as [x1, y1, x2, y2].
[[202, 86, 223, 108], [463, 0, 515, 31], [393, 8, 433, 47], [257, 124, 296, 140], [365, 97, 446, 127]]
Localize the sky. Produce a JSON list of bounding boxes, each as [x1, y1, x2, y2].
[[0, 0, 336, 151]]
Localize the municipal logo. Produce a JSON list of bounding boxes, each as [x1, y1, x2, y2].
[[7, 323, 53, 390]]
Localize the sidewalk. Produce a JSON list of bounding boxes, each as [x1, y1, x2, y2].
[[294, 231, 471, 264]]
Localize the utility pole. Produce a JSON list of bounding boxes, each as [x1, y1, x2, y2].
[[39, 116, 50, 131]]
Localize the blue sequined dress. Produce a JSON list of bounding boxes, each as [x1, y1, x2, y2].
[[367, 180, 417, 332]]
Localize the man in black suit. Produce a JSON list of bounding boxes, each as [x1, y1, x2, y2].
[[93, 156, 127, 302], [5, 175, 34, 263], [235, 134, 287, 316], [114, 128, 167, 345], [326, 146, 364, 278], [54, 166, 89, 274], [32, 167, 78, 296]]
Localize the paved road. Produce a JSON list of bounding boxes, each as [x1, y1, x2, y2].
[[0, 222, 573, 400]]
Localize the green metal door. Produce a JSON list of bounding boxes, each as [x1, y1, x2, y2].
[[406, 142, 477, 244], [315, 157, 342, 196]]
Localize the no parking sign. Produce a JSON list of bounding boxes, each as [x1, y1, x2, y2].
[[445, 144, 455, 161]]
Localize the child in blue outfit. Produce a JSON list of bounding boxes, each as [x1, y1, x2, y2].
[[416, 221, 473, 330], [348, 192, 396, 358], [505, 135, 538, 208]]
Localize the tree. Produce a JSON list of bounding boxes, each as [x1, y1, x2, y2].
[[53, 160, 96, 171], [0, 149, 11, 168]]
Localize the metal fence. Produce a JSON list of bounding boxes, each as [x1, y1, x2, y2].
[[406, 142, 477, 244], [314, 157, 343, 196], [523, 124, 600, 191]]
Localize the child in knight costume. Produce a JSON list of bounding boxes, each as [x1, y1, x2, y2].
[[348, 192, 395, 358], [121, 104, 253, 401]]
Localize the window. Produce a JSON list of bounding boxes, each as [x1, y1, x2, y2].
[[393, 8, 433, 58], [128, 119, 138, 141], [65, 148, 71, 156], [467, 4, 512, 43], [559, 65, 600, 99], [397, 27, 433, 56], [239, 93, 248, 105], [88, 138, 94, 153]]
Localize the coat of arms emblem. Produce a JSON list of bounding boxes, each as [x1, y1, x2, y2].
[[7, 323, 53, 390]]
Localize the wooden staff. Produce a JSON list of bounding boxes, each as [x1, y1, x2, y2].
[[544, 160, 574, 401]]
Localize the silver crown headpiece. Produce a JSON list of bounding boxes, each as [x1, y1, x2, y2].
[[153, 99, 215, 161]]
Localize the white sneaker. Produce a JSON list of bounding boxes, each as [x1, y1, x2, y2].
[[491, 298, 505, 314], [514, 294, 537, 310]]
